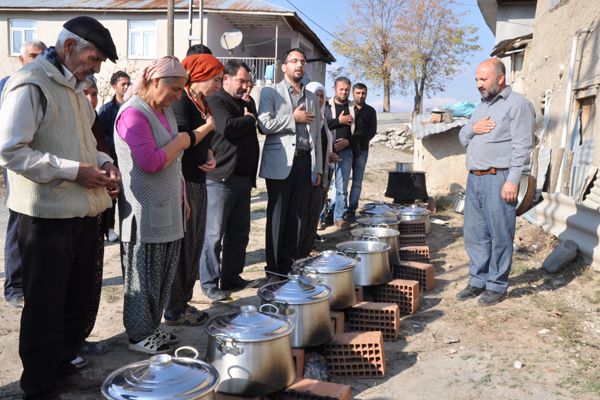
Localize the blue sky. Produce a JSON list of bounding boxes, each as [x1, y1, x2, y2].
[[268, 0, 496, 112]]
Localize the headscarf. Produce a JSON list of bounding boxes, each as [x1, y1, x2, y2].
[[305, 81, 333, 160], [181, 54, 224, 116], [124, 56, 188, 101]]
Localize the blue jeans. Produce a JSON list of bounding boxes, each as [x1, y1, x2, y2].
[[348, 150, 369, 212], [333, 149, 353, 222], [199, 175, 252, 290], [463, 170, 516, 294]]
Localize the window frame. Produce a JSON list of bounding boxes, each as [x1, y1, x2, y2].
[[9, 19, 37, 56], [127, 20, 157, 59]]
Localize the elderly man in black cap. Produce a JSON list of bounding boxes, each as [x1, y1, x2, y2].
[[0, 16, 120, 399]]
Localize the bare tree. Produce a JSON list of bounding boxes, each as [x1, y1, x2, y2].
[[397, 0, 481, 114], [332, 0, 405, 112]]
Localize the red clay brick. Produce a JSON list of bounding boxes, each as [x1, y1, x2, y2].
[[397, 233, 428, 246], [392, 260, 435, 292], [398, 220, 427, 236], [268, 378, 352, 400], [346, 301, 400, 341], [324, 331, 385, 378], [399, 245, 430, 263], [292, 348, 305, 381], [368, 279, 420, 315], [354, 285, 364, 302], [330, 310, 345, 334]]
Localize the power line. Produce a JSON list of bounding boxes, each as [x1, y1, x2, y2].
[[284, 0, 346, 44]]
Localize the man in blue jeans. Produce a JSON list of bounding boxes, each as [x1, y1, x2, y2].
[[346, 83, 377, 221], [457, 58, 535, 306]]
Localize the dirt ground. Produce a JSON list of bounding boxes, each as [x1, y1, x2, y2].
[[0, 143, 599, 399]]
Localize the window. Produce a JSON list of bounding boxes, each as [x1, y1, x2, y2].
[[128, 20, 156, 59], [10, 19, 37, 56]]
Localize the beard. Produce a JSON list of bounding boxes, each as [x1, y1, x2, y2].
[[480, 84, 501, 101]]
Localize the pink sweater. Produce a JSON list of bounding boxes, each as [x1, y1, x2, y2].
[[116, 107, 173, 173]]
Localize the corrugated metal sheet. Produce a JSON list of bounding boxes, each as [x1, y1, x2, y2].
[[412, 113, 469, 139], [0, 0, 289, 12], [527, 192, 600, 270]]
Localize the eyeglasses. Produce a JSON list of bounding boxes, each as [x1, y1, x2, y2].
[[284, 58, 306, 66]]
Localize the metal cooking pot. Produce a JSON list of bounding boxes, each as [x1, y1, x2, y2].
[[351, 227, 401, 266], [293, 251, 358, 310], [258, 275, 333, 348], [102, 347, 219, 400], [361, 202, 402, 217], [356, 215, 399, 231], [336, 240, 392, 286], [399, 204, 431, 234], [205, 305, 295, 396]]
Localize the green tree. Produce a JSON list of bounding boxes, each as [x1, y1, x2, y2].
[[332, 0, 405, 112], [397, 0, 481, 113]]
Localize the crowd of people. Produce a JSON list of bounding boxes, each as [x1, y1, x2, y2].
[[0, 16, 378, 399]]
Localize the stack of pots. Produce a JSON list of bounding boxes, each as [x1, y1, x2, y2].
[[336, 240, 392, 286], [258, 275, 333, 348], [204, 305, 296, 396], [350, 227, 400, 266], [101, 347, 220, 399], [293, 251, 358, 310]]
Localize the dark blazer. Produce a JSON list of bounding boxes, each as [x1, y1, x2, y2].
[[207, 88, 259, 186]]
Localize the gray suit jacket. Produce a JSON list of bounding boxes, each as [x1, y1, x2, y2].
[[257, 80, 322, 183]]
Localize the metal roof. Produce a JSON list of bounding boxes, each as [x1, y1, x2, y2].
[[0, 0, 336, 63], [490, 33, 533, 58], [412, 113, 469, 140]]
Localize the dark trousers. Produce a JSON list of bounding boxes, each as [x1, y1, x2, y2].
[[265, 154, 312, 275], [200, 175, 252, 289], [18, 214, 99, 399], [4, 209, 23, 301]]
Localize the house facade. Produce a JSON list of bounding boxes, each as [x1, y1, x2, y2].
[[0, 0, 335, 103]]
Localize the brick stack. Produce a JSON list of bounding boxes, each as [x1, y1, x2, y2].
[[367, 279, 420, 315], [398, 219, 427, 236], [345, 301, 400, 340], [324, 331, 386, 378], [397, 233, 428, 247], [398, 245, 430, 263], [392, 260, 435, 292]]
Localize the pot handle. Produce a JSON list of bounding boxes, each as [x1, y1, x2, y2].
[[341, 248, 359, 259], [259, 303, 280, 314], [174, 346, 199, 359], [377, 223, 390, 228], [359, 234, 380, 242], [214, 333, 244, 356], [301, 267, 323, 284]]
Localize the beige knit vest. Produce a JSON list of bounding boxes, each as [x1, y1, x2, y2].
[[3, 57, 112, 218]]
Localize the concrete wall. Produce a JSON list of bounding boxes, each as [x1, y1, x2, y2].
[[413, 128, 467, 196]]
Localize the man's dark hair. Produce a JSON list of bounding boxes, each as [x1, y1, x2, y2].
[[186, 44, 213, 56], [110, 70, 130, 86], [335, 76, 351, 88], [280, 47, 306, 64], [353, 82, 367, 91], [224, 60, 251, 77]]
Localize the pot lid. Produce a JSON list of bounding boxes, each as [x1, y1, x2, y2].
[[205, 305, 293, 342], [351, 227, 400, 239], [295, 251, 357, 273], [361, 202, 400, 216], [101, 348, 219, 399], [356, 215, 399, 225], [258, 275, 331, 305], [400, 205, 429, 216]]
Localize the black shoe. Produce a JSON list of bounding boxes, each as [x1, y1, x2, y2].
[[265, 274, 285, 284], [203, 287, 230, 301], [344, 211, 356, 223], [221, 277, 263, 291], [456, 285, 485, 301], [478, 290, 506, 307], [315, 234, 326, 243]]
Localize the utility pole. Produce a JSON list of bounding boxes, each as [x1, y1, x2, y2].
[[167, 0, 174, 56]]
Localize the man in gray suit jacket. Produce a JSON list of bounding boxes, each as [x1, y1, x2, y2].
[[258, 48, 323, 280]]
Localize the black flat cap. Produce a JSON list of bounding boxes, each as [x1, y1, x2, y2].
[[63, 16, 118, 62]]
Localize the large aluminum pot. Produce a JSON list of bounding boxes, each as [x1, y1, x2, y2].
[[336, 240, 392, 286], [361, 202, 401, 217], [293, 251, 358, 310], [351, 227, 401, 266], [102, 347, 219, 399], [258, 275, 333, 348], [399, 204, 431, 234], [356, 215, 399, 231], [452, 191, 465, 214], [205, 305, 295, 396]]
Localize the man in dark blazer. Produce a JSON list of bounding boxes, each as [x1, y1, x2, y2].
[[257, 48, 322, 281]]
